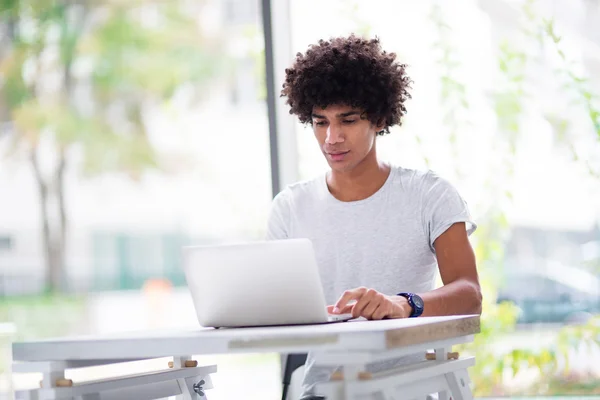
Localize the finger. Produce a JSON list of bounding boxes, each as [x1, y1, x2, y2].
[[355, 290, 381, 318], [327, 304, 352, 314], [372, 304, 390, 320], [334, 287, 367, 312], [361, 300, 380, 320], [351, 289, 380, 318]]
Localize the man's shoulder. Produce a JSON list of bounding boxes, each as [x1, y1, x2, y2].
[[273, 175, 325, 206], [287, 175, 323, 193], [389, 165, 439, 190]]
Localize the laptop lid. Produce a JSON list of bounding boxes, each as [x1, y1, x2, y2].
[[183, 238, 330, 327]]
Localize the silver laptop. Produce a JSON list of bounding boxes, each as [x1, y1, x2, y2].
[[183, 238, 352, 327]]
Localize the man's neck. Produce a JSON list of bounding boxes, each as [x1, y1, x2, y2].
[[327, 156, 391, 202]]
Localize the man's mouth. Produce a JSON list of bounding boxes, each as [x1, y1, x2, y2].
[[326, 150, 350, 161]]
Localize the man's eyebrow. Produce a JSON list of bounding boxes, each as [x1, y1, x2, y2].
[[311, 111, 360, 119], [337, 111, 360, 118]]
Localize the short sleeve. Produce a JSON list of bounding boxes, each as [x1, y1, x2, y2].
[[265, 189, 291, 240], [421, 171, 477, 253]]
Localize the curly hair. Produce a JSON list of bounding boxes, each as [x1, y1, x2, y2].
[[280, 34, 412, 135]]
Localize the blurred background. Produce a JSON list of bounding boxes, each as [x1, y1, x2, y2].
[[0, 0, 599, 399]]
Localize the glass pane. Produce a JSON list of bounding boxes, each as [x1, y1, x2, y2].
[[289, 0, 600, 396], [0, 0, 277, 397]]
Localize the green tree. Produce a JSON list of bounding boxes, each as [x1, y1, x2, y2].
[[0, 0, 225, 292], [430, 0, 600, 395]]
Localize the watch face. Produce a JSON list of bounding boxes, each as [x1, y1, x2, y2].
[[412, 294, 424, 309]]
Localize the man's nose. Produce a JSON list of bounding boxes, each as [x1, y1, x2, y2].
[[325, 124, 344, 144]]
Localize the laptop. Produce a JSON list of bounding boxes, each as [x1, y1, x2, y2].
[[182, 238, 353, 328]]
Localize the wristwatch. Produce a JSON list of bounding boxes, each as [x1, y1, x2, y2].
[[397, 292, 424, 317]]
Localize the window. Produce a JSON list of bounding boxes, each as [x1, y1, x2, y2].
[[223, 0, 259, 26], [2, 0, 277, 396], [289, 0, 600, 396]]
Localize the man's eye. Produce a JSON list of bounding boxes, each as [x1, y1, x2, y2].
[[315, 121, 327, 126], [343, 120, 356, 124]]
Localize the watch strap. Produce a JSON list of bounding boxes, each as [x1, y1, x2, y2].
[[397, 292, 423, 317]]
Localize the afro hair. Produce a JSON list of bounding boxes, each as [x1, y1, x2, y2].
[[281, 34, 412, 135]]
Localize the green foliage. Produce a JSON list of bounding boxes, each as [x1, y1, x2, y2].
[[88, 8, 220, 101], [430, 0, 600, 396], [540, 18, 600, 177], [543, 19, 600, 139], [0, 294, 86, 341], [0, 294, 87, 374], [1, 0, 225, 177], [494, 40, 528, 146], [242, 24, 267, 102], [0, 47, 30, 109], [457, 301, 520, 396], [341, 1, 371, 38], [427, 5, 522, 395], [429, 2, 471, 179], [0, 0, 227, 291], [459, 302, 600, 396]]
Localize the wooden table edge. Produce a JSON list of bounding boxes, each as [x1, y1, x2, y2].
[[384, 315, 480, 348]]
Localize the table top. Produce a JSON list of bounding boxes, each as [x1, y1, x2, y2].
[[13, 315, 479, 362]]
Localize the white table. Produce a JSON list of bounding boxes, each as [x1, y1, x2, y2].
[[12, 315, 480, 400]]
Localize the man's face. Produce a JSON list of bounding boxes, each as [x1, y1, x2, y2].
[[311, 104, 382, 173]]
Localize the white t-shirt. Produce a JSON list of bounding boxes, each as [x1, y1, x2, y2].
[[266, 165, 476, 396]]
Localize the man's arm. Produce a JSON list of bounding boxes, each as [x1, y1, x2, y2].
[[332, 222, 482, 319], [416, 222, 482, 316]]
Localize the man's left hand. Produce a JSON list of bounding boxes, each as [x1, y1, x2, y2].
[[328, 287, 411, 320]]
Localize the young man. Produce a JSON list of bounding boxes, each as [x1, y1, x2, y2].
[[267, 35, 482, 399]]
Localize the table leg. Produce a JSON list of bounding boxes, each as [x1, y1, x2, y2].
[[434, 347, 449, 400], [313, 363, 368, 400], [445, 369, 473, 400], [173, 357, 192, 400], [172, 357, 211, 400], [38, 363, 69, 392], [176, 377, 195, 400], [342, 364, 362, 398], [22, 361, 71, 400]]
